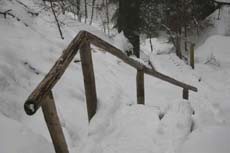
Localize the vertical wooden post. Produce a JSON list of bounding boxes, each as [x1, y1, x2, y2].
[[136, 69, 145, 104], [80, 40, 97, 122], [190, 43, 195, 69], [183, 88, 189, 100], [42, 91, 69, 153], [176, 35, 182, 59]]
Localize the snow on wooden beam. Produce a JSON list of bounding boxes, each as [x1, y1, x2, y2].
[[87, 32, 198, 92]]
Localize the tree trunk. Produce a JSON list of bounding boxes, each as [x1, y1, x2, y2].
[[89, 0, 96, 25], [149, 37, 153, 52], [105, 0, 110, 36], [76, 0, 81, 22], [176, 35, 182, 59], [49, 0, 64, 39], [189, 43, 195, 69], [84, 0, 88, 23]]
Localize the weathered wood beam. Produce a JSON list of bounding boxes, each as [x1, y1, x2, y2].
[[183, 88, 189, 100], [24, 31, 87, 115], [42, 91, 69, 153], [143, 68, 197, 92], [86, 32, 144, 70], [86, 32, 198, 92], [80, 41, 97, 122], [24, 30, 197, 116], [136, 70, 145, 104]]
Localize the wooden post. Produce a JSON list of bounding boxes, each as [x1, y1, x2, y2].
[[136, 69, 145, 104], [80, 40, 97, 122], [176, 35, 182, 59], [183, 88, 189, 100], [42, 91, 69, 153], [190, 43, 195, 69]]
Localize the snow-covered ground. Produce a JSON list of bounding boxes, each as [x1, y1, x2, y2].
[[0, 0, 230, 153]]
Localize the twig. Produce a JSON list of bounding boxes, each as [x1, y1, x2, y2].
[[0, 9, 29, 27], [49, 0, 64, 39], [161, 24, 176, 47], [0, 9, 12, 18]]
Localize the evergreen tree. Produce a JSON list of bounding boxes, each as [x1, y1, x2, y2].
[[139, 0, 161, 38], [116, 0, 141, 58]]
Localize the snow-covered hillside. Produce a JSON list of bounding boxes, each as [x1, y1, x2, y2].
[[0, 0, 230, 153]]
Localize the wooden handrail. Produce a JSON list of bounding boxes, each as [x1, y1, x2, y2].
[[24, 30, 197, 115], [24, 30, 198, 153], [24, 31, 87, 115], [87, 32, 197, 91]]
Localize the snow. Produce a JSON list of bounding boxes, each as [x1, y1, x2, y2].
[[196, 35, 230, 67], [178, 126, 230, 153], [0, 0, 230, 153], [113, 31, 133, 52], [215, 0, 230, 3], [0, 113, 55, 153]]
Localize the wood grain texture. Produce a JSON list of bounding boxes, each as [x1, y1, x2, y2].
[[42, 91, 69, 153], [24, 30, 197, 116], [80, 40, 97, 122], [183, 88, 189, 100], [87, 32, 197, 92]]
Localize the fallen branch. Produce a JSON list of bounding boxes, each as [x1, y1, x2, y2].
[[49, 0, 64, 39], [0, 9, 29, 27], [0, 9, 12, 19]]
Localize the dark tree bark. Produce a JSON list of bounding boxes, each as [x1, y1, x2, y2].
[[49, 0, 64, 39], [89, 0, 96, 25], [84, 0, 88, 23], [76, 0, 81, 22], [118, 0, 141, 58], [105, 0, 110, 35]]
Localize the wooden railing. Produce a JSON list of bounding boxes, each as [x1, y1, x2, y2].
[[24, 31, 198, 153]]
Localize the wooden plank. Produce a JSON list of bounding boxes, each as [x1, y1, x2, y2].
[[183, 88, 189, 100], [24, 31, 87, 115], [136, 70, 145, 104], [190, 43, 195, 69], [86, 32, 198, 92], [80, 40, 97, 122], [42, 91, 69, 153]]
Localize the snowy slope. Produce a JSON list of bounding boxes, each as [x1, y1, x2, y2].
[[216, 0, 230, 3], [0, 0, 230, 153]]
